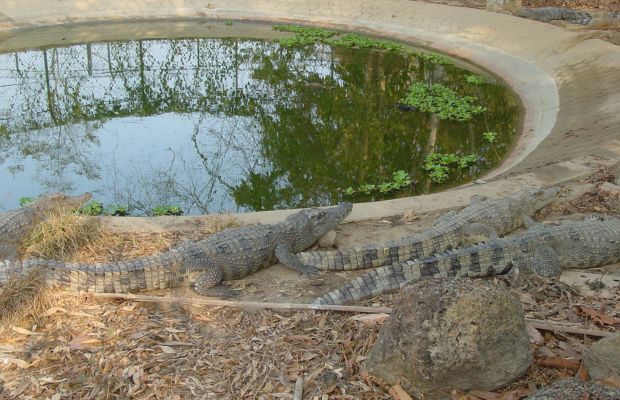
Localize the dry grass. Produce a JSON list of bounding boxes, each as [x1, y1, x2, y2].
[[0, 268, 55, 336], [22, 212, 102, 261]]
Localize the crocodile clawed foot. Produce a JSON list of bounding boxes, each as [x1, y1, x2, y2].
[[192, 283, 239, 298], [298, 264, 319, 277]]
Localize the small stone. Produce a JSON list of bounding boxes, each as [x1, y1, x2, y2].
[[364, 278, 531, 397], [583, 333, 620, 380], [317, 230, 337, 248], [525, 378, 620, 400], [473, 179, 487, 184], [599, 182, 620, 198], [486, 0, 522, 12]]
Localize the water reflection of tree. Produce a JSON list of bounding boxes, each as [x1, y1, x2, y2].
[[0, 37, 518, 213]]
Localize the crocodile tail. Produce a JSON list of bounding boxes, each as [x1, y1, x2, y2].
[[0, 248, 190, 293], [314, 257, 444, 304], [300, 239, 429, 271], [314, 265, 404, 305]]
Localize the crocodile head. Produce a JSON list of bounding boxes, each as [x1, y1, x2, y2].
[[530, 187, 560, 210], [286, 202, 353, 250], [31, 192, 93, 213]]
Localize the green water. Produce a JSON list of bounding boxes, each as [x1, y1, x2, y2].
[[0, 27, 519, 214]]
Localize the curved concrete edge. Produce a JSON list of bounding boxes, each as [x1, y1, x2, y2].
[[1, 0, 619, 225]]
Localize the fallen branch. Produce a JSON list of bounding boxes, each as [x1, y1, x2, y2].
[[67, 292, 393, 314], [65, 292, 614, 337], [526, 320, 612, 338], [535, 357, 581, 371]]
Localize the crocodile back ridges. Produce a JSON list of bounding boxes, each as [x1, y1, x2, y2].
[[549, 219, 620, 269]]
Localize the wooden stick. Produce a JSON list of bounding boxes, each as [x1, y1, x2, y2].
[[293, 376, 304, 400], [67, 292, 393, 314], [67, 292, 613, 337]]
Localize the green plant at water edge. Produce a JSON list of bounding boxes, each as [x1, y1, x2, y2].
[[152, 205, 183, 216], [401, 82, 485, 121], [18, 197, 34, 207], [465, 74, 485, 85], [344, 170, 412, 196], [423, 153, 477, 183], [326, 33, 404, 52], [225, 20, 234, 26], [414, 52, 453, 65], [79, 201, 104, 216], [273, 25, 404, 52], [273, 25, 337, 47], [273, 25, 337, 38], [483, 131, 498, 143], [105, 205, 128, 216]]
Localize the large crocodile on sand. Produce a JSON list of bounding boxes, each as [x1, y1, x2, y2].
[[0, 202, 352, 296], [298, 187, 558, 271], [316, 216, 620, 304], [0, 192, 92, 260]]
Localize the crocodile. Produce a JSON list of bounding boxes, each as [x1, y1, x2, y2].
[[0, 192, 92, 260], [298, 187, 558, 271], [515, 7, 593, 25], [0, 202, 353, 296], [316, 216, 620, 305]]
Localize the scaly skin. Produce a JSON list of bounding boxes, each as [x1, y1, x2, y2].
[[316, 216, 620, 305], [298, 187, 558, 271], [0, 192, 92, 260], [0, 203, 352, 296], [516, 7, 592, 25]]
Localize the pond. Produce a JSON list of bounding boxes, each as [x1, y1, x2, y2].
[[0, 22, 520, 215]]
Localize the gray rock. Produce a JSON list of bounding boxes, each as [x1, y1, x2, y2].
[[583, 333, 620, 380], [364, 278, 531, 397], [526, 378, 620, 400]]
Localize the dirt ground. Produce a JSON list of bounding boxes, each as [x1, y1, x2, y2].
[[1, 170, 620, 399]]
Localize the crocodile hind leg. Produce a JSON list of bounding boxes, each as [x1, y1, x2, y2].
[[191, 261, 238, 297]]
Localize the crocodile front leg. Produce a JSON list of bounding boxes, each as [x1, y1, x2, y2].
[[461, 223, 499, 245], [275, 243, 318, 276]]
